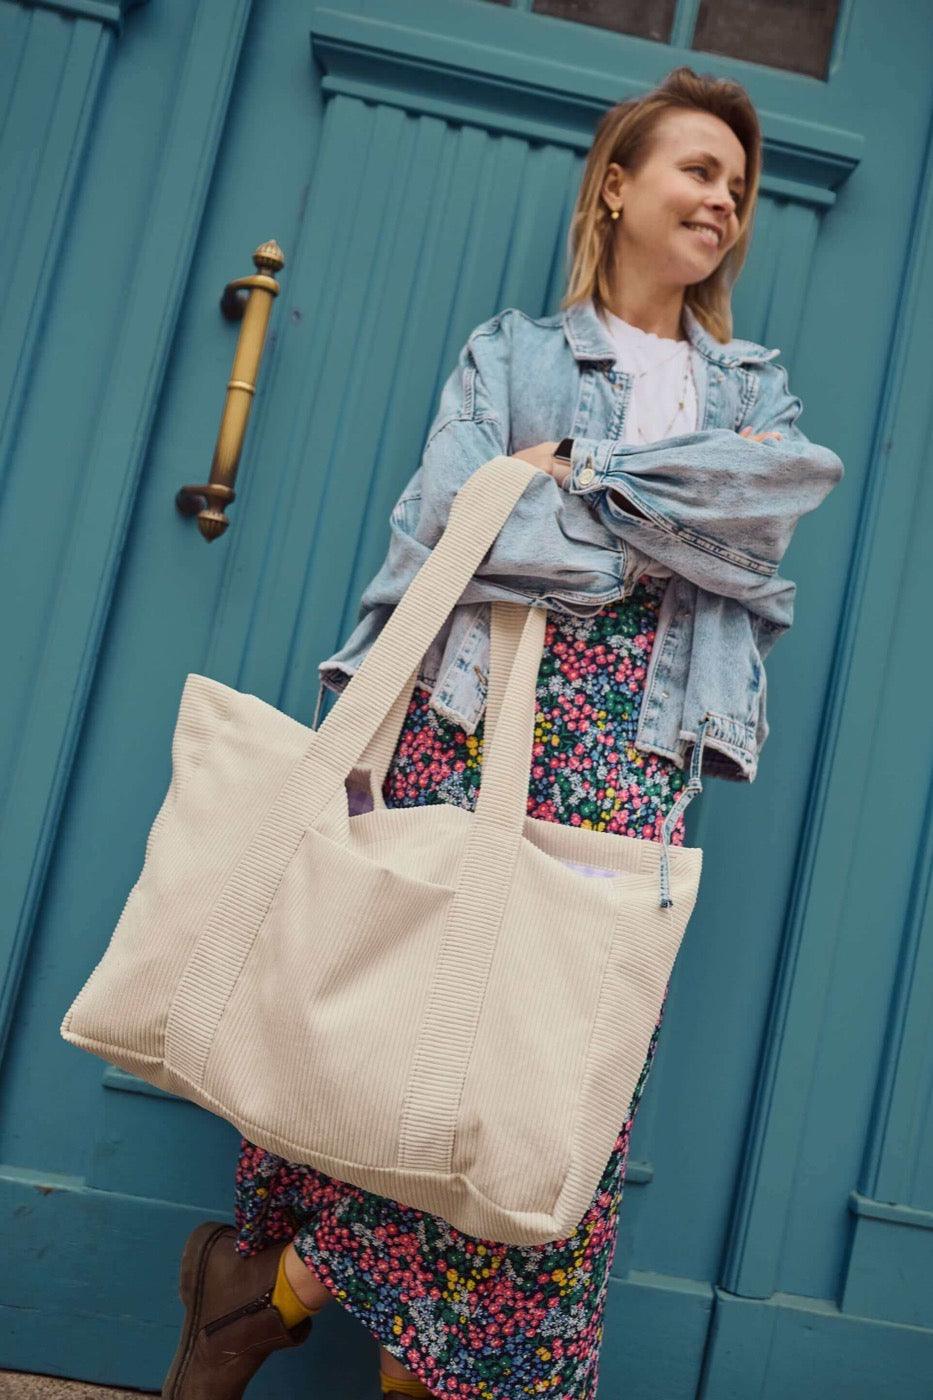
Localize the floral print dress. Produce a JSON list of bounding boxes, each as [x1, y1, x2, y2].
[[233, 572, 689, 1400]]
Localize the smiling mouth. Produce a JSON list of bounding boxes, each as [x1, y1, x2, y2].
[[682, 222, 721, 248]]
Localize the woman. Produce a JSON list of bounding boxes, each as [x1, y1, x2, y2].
[[162, 66, 843, 1399]]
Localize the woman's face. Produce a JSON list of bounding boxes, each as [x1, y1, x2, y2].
[[602, 109, 748, 287]]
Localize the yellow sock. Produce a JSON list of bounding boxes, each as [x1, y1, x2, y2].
[[271, 1244, 321, 1330], [379, 1370, 431, 1397]]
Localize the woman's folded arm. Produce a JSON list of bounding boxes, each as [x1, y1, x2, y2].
[[564, 357, 844, 591]]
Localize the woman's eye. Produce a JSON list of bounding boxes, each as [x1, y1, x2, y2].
[[686, 165, 742, 210]]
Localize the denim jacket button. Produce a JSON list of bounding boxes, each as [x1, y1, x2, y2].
[[579, 467, 595, 485]]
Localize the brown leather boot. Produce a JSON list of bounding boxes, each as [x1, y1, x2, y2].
[[162, 1221, 314, 1398]]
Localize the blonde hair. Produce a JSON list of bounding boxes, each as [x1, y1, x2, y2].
[[561, 66, 762, 344]]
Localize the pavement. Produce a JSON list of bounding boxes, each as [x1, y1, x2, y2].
[[0, 1378, 157, 1398]]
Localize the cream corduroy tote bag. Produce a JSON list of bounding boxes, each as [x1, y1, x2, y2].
[[61, 455, 703, 1247]]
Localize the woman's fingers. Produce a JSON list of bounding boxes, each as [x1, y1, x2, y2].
[[512, 442, 569, 483], [739, 426, 783, 442], [511, 442, 558, 471]]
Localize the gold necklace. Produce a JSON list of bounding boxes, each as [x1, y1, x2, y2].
[[634, 348, 696, 444], [631, 340, 690, 379]]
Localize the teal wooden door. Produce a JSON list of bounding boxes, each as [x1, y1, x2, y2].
[[2, 0, 932, 1393]]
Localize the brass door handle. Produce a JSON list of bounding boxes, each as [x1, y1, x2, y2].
[[176, 239, 285, 540]]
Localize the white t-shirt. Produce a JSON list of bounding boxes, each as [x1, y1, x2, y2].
[[596, 304, 701, 582]]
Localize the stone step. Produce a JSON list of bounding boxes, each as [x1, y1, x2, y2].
[[0, 1376, 157, 1398]]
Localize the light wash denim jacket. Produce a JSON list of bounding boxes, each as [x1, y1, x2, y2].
[[317, 295, 844, 807]]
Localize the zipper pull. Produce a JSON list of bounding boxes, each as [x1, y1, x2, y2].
[[203, 1286, 274, 1336]]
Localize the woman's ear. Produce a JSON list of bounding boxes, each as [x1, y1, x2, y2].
[[601, 162, 626, 205]]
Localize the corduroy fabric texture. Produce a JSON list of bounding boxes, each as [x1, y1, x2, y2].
[[60, 456, 703, 1246]]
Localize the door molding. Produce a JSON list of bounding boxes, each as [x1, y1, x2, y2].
[[309, 1, 862, 205], [16, 0, 145, 31]]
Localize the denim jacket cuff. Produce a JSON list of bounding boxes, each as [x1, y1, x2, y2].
[[565, 438, 609, 495]]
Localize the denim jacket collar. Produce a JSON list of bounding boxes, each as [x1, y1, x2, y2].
[[562, 296, 781, 369]]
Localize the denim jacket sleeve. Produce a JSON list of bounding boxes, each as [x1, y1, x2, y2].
[[567, 359, 844, 627], [355, 316, 627, 615]]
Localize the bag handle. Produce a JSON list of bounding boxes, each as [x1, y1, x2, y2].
[[469, 600, 545, 836], [353, 606, 512, 812]]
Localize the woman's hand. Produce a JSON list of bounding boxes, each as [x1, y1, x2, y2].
[[511, 441, 571, 487], [739, 426, 783, 443]]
